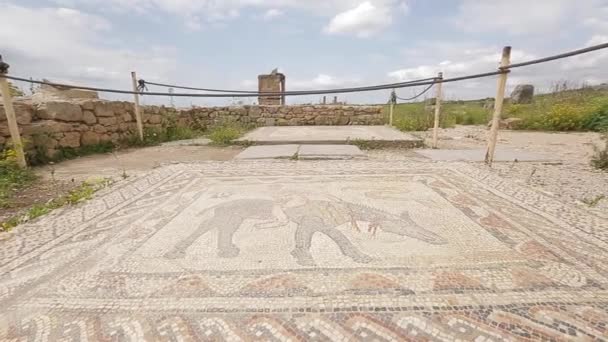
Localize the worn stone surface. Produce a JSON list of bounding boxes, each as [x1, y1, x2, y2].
[[239, 125, 423, 148], [298, 144, 366, 160], [234, 144, 299, 159], [415, 148, 556, 162], [511, 84, 535, 104], [0, 161, 607, 340], [80, 131, 101, 146], [36, 101, 83, 122]]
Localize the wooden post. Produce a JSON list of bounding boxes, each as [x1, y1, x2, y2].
[[389, 102, 395, 126], [130, 72, 144, 141], [0, 66, 27, 168], [485, 46, 511, 166], [432, 72, 443, 149]]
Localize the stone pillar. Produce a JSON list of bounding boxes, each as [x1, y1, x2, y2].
[[258, 71, 286, 106]]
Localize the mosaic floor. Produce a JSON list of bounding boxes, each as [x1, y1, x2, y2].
[[1, 161, 607, 341]]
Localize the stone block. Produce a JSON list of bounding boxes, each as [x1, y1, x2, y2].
[[83, 110, 97, 124], [98, 117, 117, 126], [511, 84, 534, 104], [59, 132, 81, 148], [94, 102, 115, 117], [37, 101, 83, 122], [23, 121, 73, 135], [81, 131, 101, 146]]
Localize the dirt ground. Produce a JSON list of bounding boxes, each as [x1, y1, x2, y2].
[[34, 145, 243, 182], [0, 145, 242, 223], [2, 126, 606, 222], [371, 125, 608, 218]]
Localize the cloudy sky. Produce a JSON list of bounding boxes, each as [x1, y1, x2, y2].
[[1, 0, 607, 106]]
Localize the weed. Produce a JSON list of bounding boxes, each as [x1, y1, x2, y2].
[[591, 132, 608, 170], [208, 123, 245, 145], [581, 195, 606, 207], [0, 149, 36, 208], [0, 178, 113, 231]]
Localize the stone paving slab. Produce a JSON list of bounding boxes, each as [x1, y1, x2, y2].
[[235, 144, 366, 160], [234, 144, 299, 159], [161, 138, 212, 146], [298, 144, 366, 160], [415, 148, 558, 162], [1, 160, 607, 341], [238, 125, 424, 148]]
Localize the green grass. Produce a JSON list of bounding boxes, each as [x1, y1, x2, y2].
[[387, 88, 608, 133], [1, 178, 113, 231], [388, 103, 433, 131], [0, 150, 37, 208], [207, 123, 248, 145], [503, 89, 608, 132]]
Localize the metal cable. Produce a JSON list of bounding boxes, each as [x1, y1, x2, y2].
[[395, 83, 435, 101], [504, 42, 608, 69], [1, 74, 441, 97], [141, 77, 438, 94]]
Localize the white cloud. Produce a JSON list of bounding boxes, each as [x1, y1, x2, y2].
[[291, 74, 361, 89], [59, 0, 404, 31], [263, 8, 284, 20], [324, 2, 393, 38], [0, 3, 176, 95], [454, 0, 592, 35]]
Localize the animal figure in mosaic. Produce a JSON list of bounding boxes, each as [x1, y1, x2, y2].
[[284, 198, 447, 266], [164, 199, 277, 259], [164, 196, 447, 266]]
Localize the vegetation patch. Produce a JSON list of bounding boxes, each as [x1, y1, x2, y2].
[[208, 123, 249, 145], [591, 132, 608, 171], [1, 178, 112, 231], [0, 149, 37, 208], [388, 87, 608, 133]]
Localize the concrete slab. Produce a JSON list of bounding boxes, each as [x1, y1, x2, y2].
[[238, 126, 423, 148], [415, 148, 557, 162], [235, 144, 366, 160], [2, 161, 605, 340], [234, 144, 299, 159], [161, 138, 211, 146], [298, 144, 365, 160]]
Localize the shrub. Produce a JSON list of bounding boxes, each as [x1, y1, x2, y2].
[[542, 103, 586, 131], [582, 102, 608, 132]]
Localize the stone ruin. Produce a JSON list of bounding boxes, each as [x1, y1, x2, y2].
[[510, 84, 534, 104], [32, 81, 100, 101], [258, 69, 286, 106]]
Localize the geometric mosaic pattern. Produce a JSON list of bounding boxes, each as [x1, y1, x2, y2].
[[1, 161, 607, 341]]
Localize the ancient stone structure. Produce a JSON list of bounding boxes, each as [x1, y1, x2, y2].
[[0, 99, 383, 158], [35, 82, 99, 100], [511, 84, 535, 104], [258, 69, 286, 105]]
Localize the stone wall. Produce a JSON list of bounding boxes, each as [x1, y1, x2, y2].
[[0, 99, 383, 158]]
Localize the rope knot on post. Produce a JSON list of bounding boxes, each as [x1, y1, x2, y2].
[[137, 79, 148, 93]]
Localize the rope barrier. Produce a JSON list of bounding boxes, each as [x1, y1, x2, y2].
[[140, 77, 438, 94], [395, 83, 435, 102], [504, 42, 608, 69], [1, 41, 606, 98], [1, 74, 441, 97]]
